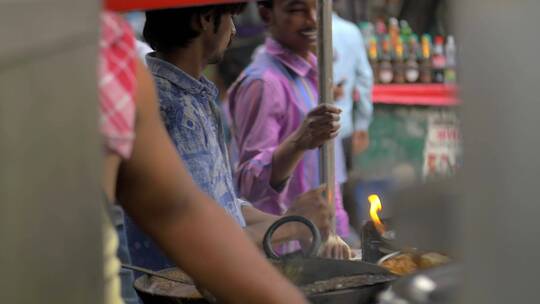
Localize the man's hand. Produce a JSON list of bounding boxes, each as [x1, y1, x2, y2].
[[352, 130, 369, 155], [318, 234, 354, 260], [290, 105, 341, 151], [285, 185, 334, 241], [271, 105, 341, 187]]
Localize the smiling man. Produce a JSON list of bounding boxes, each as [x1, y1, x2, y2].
[[227, 0, 352, 258]]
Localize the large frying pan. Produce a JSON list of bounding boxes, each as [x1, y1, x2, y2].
[[262, 216, 396, 303], [134, 216, 396, 304]]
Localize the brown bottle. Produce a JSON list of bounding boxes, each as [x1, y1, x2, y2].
[[405, 34, 420, 83], [388, 17, 400, 48], [393, 37, 406, 84], [378, 36, 394, 84], [368, 37, 380, 84], [419, 34, 433, 84]]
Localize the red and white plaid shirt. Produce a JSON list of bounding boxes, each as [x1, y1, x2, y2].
[[99, 12, 137, 159]]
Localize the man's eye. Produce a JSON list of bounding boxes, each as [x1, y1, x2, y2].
[[288, 6, 306, 12], [288, 9, 305, 14]]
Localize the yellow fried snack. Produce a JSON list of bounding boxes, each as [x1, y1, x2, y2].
[[418, 252, 451, 269], [381, 252, 450, 276], [381, 253, 418, 275]]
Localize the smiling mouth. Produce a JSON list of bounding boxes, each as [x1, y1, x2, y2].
[[300, 29, 318, 40]]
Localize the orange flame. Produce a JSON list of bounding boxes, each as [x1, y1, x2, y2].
[[368, 194, 386, 235]]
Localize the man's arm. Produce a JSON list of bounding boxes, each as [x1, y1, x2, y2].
[[117, 60, 306, 304], [242, 185, 330, 246], [242, 185, 352, 259], [242, 205, 286, 244], [243, 203, 352, 259], [353, 28, 374, 132], [350, 28, 373, 155], [271, 105, 341, 187], [230, 79, 341, 193], [229, 78, 291, 201]]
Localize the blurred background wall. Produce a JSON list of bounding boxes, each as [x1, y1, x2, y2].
[[0, 1, 102, 303]]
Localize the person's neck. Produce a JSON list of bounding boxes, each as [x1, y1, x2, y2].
[[271, 36, 310, 61], [297, 49, 311, 61], [157, 42, 207, 80]]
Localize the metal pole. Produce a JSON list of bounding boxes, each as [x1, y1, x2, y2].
[[317, 0, 335, 208]]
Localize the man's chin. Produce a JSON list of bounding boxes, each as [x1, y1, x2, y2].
[[285, 37, 316, 55]]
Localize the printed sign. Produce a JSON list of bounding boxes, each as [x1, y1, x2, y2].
[[423, 112, 462, 179]]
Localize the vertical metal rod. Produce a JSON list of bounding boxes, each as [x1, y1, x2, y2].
[[317, 0, 335, 208]]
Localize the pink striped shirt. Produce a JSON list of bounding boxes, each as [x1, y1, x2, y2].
[[228, 38, 349, 237], [99, 12, 137, 159]]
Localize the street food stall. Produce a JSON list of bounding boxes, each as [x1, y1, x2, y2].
[[106, 0, 399, 303], [3, 0, 540, 304], [107, 0, 460, 304], [103, 1, 462, 303]]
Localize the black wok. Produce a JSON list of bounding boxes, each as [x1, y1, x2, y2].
[[133, 216, 396, 304]]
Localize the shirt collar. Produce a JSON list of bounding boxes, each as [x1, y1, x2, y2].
[[264, 37, 317, 78], [146, 53, 218, 100]]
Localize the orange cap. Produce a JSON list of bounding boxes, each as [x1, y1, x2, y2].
[[104, 0, 247, 12]]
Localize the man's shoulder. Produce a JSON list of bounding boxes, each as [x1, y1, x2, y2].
[[245, 55, 280, 78], [245, 69, 283, 87], [147, 58, 201, 105], [334, 15, 361, 35], [235, 59, 286, 92], [153, 76, 189, 103]]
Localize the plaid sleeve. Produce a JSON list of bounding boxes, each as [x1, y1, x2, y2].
[[99, 12, 137, 159]]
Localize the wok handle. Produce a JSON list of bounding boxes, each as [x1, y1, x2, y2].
[[262, 215, 321, 260]]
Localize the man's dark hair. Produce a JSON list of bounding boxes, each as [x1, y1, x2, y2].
[[258, 0, 273, 8], [143, 4, 246, 52]]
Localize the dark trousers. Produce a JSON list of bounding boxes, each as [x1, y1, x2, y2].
[[340, 136, 362, 247], [342, 136, 354, 172]]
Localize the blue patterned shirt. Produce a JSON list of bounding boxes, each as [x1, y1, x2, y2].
[[149, 54, 247, 225], [125, 54, 246, 271]]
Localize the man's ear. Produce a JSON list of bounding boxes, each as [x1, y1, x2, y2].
[[258, 6, 272, 24], [190, 13, 204, 33], [198, 11, 215, 32]]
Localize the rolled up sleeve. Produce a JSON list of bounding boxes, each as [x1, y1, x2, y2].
[[229, 78, 288, 206]]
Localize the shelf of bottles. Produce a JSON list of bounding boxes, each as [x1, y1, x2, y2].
[[360, 18, 459, 106]]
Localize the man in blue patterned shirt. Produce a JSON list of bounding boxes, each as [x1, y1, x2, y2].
[[126, 4, 352, 271]]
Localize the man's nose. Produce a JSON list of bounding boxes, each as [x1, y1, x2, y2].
[[231, 18, 237, 37], [308, 8, 317, 25]]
